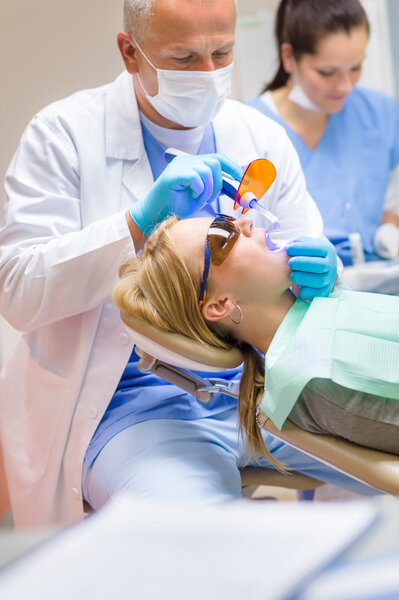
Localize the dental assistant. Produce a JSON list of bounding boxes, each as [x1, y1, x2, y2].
[[1, 0, 344, 528], [248, 0, 399, 266]]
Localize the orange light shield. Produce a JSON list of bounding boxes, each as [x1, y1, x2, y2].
[[233, 159, 277, 213]]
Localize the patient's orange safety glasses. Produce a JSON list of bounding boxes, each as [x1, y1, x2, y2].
[[198, 215, 241, 311]]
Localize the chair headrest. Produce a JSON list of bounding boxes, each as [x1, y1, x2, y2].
[[121, 311, 243, 372]]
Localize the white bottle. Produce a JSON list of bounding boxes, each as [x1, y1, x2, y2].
[[349, 232, 365, 265]]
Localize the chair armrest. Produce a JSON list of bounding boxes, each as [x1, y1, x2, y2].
[[262, 418, 399, 495], [240, 467, 323, 490]]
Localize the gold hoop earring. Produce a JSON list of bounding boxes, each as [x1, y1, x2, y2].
[[229, 304, 243, 325], [256, 406, 268, 429]]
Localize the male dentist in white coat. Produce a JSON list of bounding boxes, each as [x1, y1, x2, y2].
[[0, 0, 369, 528]]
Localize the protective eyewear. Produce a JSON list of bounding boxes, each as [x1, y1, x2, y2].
[[198, 214, 241, 311]]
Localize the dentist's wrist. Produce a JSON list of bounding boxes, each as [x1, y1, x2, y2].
[[128, 203, 156, 237], [125, 209, 148, 252]]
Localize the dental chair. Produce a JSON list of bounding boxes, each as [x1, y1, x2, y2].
[[121, 311, 399, 498]]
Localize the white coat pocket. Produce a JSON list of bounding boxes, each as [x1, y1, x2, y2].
[[1, 338, 71, 484]]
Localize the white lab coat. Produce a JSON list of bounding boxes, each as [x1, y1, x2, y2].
[[0, 71, 323, 527]]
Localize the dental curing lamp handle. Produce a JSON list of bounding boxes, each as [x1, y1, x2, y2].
[[164, 148, 280, 232], [164, 147, 241, 202]]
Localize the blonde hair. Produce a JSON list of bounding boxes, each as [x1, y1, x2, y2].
[[113, 217, 282, 467]]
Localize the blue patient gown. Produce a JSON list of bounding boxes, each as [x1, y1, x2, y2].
[[248, 87, 399, 265]]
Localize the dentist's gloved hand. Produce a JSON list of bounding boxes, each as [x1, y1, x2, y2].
[[129, 153, 244, 235], [287, 236, 337, 299], [373, 223, 399, 259]]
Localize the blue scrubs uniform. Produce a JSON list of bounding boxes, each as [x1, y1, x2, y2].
[[248, 87, 399, 265]]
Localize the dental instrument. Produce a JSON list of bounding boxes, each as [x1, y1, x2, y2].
[[223, 172, 281, 232], [164, 148, 281, 233]]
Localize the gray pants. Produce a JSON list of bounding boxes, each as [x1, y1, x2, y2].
[[288, 378, 399, 455]]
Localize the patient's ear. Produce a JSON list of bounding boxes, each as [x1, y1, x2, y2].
[[202, 296, 235, 322]]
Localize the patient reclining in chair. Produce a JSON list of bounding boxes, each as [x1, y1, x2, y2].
[[113, 214, 399, 464]]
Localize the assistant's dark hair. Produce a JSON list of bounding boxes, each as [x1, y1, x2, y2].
[[264, 0, 369, 92]]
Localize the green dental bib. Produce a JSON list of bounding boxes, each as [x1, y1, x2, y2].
[[262, 290, 399, 430]]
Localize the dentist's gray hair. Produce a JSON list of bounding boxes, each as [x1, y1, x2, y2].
[[123, 0, 154, 42], [123, 0, 237, 43]]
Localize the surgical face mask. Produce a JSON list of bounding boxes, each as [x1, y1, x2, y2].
[[288, 71, 320, 112], [132, 38, 233, 127]]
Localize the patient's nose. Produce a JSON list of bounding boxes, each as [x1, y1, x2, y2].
[[234, 216, 253, 236]]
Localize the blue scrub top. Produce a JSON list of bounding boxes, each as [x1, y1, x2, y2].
[[248, 87, 399, 265], [85, 121, 240, 468]]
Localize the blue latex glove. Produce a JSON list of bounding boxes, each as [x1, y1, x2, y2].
[[129, 153, 244, 235], [286, 236, 337, 299]]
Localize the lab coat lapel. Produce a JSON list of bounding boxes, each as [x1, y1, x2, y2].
[[122, 156, 154, 203], [105, 71, 154, 203], [105, 71, 142, 160]]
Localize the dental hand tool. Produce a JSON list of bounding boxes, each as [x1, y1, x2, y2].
[[165, 148, 280, 232], [234, 186, 281, 232]]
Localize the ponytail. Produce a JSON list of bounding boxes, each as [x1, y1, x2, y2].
[[264, 0, 291, 92]]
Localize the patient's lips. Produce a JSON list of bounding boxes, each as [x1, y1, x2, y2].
[[265, 230, 282, 252]]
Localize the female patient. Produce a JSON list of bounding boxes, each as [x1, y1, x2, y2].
[[113, 214, 399, 462]]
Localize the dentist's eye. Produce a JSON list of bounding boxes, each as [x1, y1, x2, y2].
[[174, 56, 193, 63]]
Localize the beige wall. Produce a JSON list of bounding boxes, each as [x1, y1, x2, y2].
[[0, 0, 124, 190], [238, 0, 278, 12]]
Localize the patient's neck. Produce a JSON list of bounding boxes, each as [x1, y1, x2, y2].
[[240, 290, 296, 354]]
